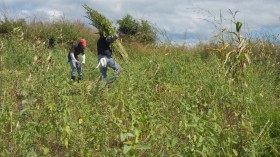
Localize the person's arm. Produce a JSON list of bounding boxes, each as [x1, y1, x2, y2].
[[69, 46, 78, 62], [70, 52, 78, 62]]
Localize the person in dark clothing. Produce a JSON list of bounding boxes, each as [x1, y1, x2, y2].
[[97, 32, 121, 84], [68, 39, 86, 82], [48, 38, 55, 48]]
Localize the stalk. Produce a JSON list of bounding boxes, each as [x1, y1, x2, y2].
[[83, 4, 129, 60]]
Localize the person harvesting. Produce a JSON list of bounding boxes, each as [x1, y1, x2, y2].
[[68, 38, 87, 82], [97, 32, 121, 84], [83, 4, 128, 86]]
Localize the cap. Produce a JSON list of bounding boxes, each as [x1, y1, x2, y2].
[[80, 39, 87, 47]]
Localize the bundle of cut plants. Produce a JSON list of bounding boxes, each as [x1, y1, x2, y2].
[[83, 4, 129, 60]]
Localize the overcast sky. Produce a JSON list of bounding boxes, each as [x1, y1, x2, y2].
[[1, 0, 279, 44]]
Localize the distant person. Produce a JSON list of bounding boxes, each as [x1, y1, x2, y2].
[[48, 38, 55, 48], [68, 39, 86, 82], [96, 32, 121, 85]]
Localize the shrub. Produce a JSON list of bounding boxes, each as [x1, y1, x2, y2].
[[117, 14, 157, 44], [0, 17, 27, 36]]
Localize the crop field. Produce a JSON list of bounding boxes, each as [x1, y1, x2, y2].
[[0, 18, 280, 156]]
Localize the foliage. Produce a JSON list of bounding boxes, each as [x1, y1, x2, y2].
[[117, 14, 158, 44], [83, 4, 129, 60], [0, 13, 279, 157], [209, 12, 280, 156], [117, 14, 139, 35], [213, 21, 251, 87], [0, 17, 96, 52], [0, 17, 27, 35]]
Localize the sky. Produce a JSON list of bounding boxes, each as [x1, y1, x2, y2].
[[0, 0, 279, 44]]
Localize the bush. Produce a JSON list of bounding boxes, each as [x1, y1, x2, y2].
[[117, 14, 157, 44], [0, 17, 27, 36], [117, 14, 138, 35]]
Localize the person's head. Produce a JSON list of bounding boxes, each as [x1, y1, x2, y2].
[[79, 39, 87, 47]]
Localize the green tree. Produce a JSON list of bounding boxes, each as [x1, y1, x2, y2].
[[117, 14, 139, 35], [137, 20, 157, 44], [117, 14, 157, 44]]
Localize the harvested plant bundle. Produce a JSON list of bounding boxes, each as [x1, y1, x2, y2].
[[83, 4, 129, 60]]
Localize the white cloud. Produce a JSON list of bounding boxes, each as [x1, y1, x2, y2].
[[16, 8, 63, 21], [34, 8, 63, 19], [0, 0, 279, 43]]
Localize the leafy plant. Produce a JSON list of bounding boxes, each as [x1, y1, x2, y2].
[[83, 4, 129, 60], [0, 9, 279, 157], [117, 14, 157, 44]]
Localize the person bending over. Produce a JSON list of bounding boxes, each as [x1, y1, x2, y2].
[[68, 39, 86, 82]]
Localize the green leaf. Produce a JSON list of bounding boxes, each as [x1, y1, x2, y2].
[[236, 21, 242, 33], [135, 129, 140, 137], [19, 108, 28, 115], [42, 147, 49, 155], [171, 137, 178, 147], [123, 145, 132, 154], [65, 126, 70, 134], [135, 144, 151, 150], [233, 149, 238, 156], [127, 132, 135, 137], [120, 133, 127, 142]]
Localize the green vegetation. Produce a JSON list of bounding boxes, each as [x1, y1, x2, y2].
[[117, 14, 158, 44], [83, 5, 129, 61], [0, 9, 279, 157]]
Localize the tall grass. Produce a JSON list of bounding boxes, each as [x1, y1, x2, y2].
[[0, 16, 279, 156]]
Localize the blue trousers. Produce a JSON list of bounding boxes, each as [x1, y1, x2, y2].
[[98, 55, 121, 83], [69, 60, 82, 78]]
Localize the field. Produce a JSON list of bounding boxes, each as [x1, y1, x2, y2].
[[0, 20, 280, 156]]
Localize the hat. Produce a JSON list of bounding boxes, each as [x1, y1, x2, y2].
[[80, 39, 87, 47]]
